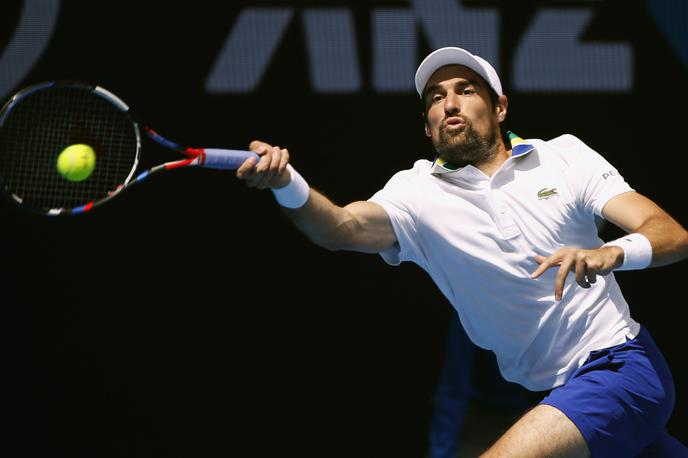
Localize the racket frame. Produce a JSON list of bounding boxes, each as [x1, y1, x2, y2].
[[0, 81, 253, 216]]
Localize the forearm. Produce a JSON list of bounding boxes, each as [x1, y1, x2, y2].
[[602, 192, 688, 269], [282, 188, 358, 251], [635, 214, 688, 267]]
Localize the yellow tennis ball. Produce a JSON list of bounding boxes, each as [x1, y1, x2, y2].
[[56, 144, 96, 181]]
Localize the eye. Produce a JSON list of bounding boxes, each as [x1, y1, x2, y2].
[[431, 93, 444, 103], [462, 87, 476, 95]]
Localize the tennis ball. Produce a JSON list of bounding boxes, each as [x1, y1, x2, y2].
[[56, 144, 96, 181]]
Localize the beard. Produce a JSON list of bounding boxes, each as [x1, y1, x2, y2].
[[434, 118, 499, 167]]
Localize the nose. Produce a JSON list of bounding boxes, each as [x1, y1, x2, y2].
[[443, 91, 460, 114]]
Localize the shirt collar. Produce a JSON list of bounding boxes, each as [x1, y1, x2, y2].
[[430, 131, 536, 175]]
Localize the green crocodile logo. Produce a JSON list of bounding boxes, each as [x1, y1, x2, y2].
[[537, 187, 558, 200]]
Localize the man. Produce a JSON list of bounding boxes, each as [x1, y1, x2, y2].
[[236, 47, 688, 456]]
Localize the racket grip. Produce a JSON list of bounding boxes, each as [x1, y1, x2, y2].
[[201, 149, 260, 170]]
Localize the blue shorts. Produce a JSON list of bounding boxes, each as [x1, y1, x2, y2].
[[540, 325, 687, 457]]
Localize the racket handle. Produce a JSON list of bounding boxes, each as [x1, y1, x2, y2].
[[201, 149, 260, 170]]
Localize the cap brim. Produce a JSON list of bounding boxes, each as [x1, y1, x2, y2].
[[415, 47, 494, 98]]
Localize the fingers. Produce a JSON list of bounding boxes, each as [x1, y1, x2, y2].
[[278, 148, 290, 174], [249, 140, 271, 153], [554, 255, 575, 301], [236, 156, 257, 179], [575, 256, 590, 289], [534, 255, 547, 264], [530, 250, 573, 300], [237, 140, 269, 182], [532, 248, 607, 301], [237, 141, 289, 189], [587, 271, 597, 284], [253, 146, 280, 189], [530, 254, 558, 279]]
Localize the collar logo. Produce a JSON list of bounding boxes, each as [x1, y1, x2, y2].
[[537, 187, 558, 200]]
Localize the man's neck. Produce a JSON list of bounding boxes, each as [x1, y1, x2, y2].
[[473, 139, 511, 177]]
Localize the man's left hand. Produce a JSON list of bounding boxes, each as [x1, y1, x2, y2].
[[530, 247, 624, 300]]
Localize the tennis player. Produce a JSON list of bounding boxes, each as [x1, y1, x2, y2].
[[237, 47, 688, 457]]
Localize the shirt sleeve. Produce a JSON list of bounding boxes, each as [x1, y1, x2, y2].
[[367, 165, 426, 267], [563, 135, 635, 216]]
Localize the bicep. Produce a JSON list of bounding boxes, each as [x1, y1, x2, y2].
[[601, 191, 668, 233], [342, 201, 398, 253]]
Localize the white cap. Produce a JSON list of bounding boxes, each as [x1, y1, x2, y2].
[[414, 47, 502, 98]]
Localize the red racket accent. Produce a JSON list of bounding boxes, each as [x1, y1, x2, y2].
[[165, 158, 196, 170]]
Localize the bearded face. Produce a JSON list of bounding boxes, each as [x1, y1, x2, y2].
[[423, 65, 504, 168], [434, 115, 499, 167]]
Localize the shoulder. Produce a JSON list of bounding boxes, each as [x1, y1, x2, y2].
[[526, 134, 600, 167], [528, 134, 589, 153], [543, 133, 587, 148], [371, 158, 433, 205], [384, 159, 433, 186], [401, 158, 434, 175]]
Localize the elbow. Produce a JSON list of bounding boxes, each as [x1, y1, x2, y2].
[[311, 236, 351, 252], [657, 226, 688, 266], [311, 217, 359, 252], [670, 220, 688, 259], [680, 229, 688, 259], [321, 242, 347, 252], [306, 231, 352, 252]]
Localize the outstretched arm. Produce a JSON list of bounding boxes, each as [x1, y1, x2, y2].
[[236, 140, 397, 253], [531, 191, 688, 300]]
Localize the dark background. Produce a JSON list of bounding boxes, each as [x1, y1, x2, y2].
[[2, 1, 686, 456]]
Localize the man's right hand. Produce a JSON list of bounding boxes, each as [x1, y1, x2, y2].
[[236, 140, 291, 189]]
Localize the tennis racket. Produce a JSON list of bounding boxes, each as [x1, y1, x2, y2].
[[0, 81, 259, 216]]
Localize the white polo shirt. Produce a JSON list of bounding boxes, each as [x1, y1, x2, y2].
[[368, 133, 640, 391]]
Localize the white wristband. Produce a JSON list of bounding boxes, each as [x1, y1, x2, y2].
[[603, 233, 652, 271], [271, 164, 310, 209]]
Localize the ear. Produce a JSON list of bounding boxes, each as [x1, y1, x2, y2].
[[496, 95, 508, 123], [420, 111, 432, 137]]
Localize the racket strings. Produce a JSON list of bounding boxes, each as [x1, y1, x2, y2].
[[0, 86, 138, 211]]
